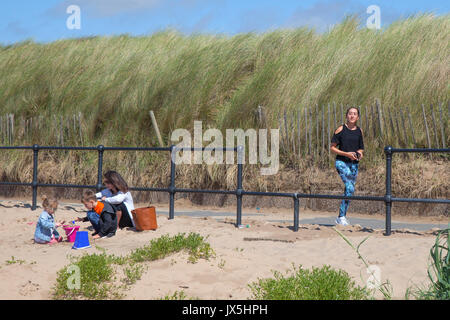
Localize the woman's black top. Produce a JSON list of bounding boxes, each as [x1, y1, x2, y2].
[[331, 124, 364, 163]]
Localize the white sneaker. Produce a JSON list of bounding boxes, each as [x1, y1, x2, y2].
[[335, 216, 350, 226]]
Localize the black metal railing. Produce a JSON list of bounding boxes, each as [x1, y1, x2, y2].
[[0, 144, 448, 236]]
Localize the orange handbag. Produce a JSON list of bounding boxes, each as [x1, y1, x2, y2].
[[131, 206, 158, 231]]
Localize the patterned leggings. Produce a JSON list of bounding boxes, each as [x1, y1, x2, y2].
[[335, 160, 359, 217]]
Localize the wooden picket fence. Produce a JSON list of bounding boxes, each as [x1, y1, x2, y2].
[[1, 100, 448, 165], [267, 100, 449, 164], [0, 112, 85, 146]]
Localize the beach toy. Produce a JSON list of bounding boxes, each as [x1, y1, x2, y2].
[[63, 225, 80, 243], [72, 231, 91, 250]]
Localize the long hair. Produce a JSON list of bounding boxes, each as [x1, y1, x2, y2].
[[104, 171, 128, 193]]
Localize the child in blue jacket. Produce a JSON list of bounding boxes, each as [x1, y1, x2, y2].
[[34, 196, 65, 244]]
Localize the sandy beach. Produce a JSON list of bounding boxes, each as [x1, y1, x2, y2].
[[0, 198, 446, 300]]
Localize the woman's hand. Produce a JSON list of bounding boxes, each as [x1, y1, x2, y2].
[[101, 196, 107, 201], [346, 152, 358, 161]]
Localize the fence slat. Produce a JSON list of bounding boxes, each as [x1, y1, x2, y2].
[[278, 112, 284, 151], [297, 107, 301, 156], [316, 104, 319, 157], [399, 107, 408, 147], [305, 106, 309, 155], [321, 105, 325, 157], [77, 112, 82, 146], [387, 105, 395, 145], [438, 102, 446, 148], [406, 107, 416, 148], [376, 99, 383, 138], [422, 104, 431, 149], [10, 114, 14, 145], [371, 104, 376, 138], [333, 102, 337, 129], [394, 110, 402, 146], [327, 103, 331, 157], [365, 105, 370, 138], [430, 104, 440, 148], [60, 116, 64, 146], [382, 104, 389, 141], [283, 109, 289, 152], [291, 109, 296, 155]]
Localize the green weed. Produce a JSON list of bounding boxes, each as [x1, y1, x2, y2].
[[160, 290, 198, 300], [53, 252, 122, 300], [129, 232, 215, 264], [406, 225, 449, 300], [5, 256, 26, 265], [52, 232, 214, 300], [249, 264, 370, 300]]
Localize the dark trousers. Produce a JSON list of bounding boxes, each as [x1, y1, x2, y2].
[[111, 203, 134, 229], [88, 211, 117, 236]]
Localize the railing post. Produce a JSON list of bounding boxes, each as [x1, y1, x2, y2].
[[384, 146, 393, 236], [96, 145, 104, 192], [31, 144, 39, 211], [293, 194, 299, 232], [236, 145, 244, 227], [169, 145, 176, 220]]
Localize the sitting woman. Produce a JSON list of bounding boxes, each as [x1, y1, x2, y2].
[[97, 170, 135, 229]]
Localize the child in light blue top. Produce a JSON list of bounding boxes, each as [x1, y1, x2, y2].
[[34, 196, 65, 244]]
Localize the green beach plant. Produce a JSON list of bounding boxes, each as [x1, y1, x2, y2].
[[53, 252, 122, 300], [52, 232, 215, 300], [406, 225, 449, 300], [425, 226, 450, 299], [159, 290, 199, 300], [128, 232, 215, 264], [248, 264, 370, 300]]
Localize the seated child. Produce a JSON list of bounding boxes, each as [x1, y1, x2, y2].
[[34, 196, 64, 244], [76, 190, 117, 239]]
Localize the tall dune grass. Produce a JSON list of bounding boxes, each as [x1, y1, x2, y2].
[[0, 14, 448, 200], [0, 14, 448, 145]]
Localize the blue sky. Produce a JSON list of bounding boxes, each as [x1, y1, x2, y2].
[[1, 0, 448, 44]]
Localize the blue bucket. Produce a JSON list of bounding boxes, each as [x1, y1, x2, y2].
[[72, 231, 91, 250]]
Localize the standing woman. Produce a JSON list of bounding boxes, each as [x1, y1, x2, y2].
[[98, 171, 136, 229], [330, 107, 364, 226]]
